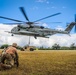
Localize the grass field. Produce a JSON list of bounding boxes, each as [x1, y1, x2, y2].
[[0, 50, 76, 75]]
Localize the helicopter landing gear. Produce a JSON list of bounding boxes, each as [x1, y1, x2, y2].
[[34, 36, 37, 39], [18, 28, 20, 31], [11, 34, 14, 36]]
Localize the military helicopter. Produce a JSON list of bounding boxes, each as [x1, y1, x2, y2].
[[0, 7, 76, 39]]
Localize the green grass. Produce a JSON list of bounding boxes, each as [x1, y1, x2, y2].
[[0, 50, 76, 75]]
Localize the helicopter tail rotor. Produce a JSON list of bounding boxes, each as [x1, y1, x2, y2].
[[75, 14, 76, 32]]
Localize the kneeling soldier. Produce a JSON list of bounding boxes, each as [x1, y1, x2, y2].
[[1, 43, 19, 68]]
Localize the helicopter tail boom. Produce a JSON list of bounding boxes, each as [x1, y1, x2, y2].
[[65, 22, 76, 33]]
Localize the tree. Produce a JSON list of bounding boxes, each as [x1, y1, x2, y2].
[[60, 46, 69, 50], [70, 43, 76, 50], [0, 44, 9, 49], [52, 43, 60, 50]]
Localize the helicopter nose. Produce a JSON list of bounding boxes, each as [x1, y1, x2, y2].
[[11, 27, 15, 33], [11, 27, 19, 33]]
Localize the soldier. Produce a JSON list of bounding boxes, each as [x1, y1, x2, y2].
[[0, 54, 12, 70], [1, 43, 19, 68]]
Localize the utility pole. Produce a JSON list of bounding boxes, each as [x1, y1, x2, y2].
[[28, 36, 30, 46]]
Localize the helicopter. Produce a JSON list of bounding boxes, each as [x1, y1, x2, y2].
[[0, 7, 76, 39]]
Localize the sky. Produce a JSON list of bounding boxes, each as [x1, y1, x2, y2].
[[0, 0, 76, 47]]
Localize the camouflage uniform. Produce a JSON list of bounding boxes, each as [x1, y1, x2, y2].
[[1, 43, 19, 67], [0, 54, 12, 70]]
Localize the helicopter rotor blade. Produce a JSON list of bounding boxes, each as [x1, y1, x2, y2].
[[33, 12, 61, 22], [2, 22, 39, 25], [20, 7, 30, 22], [45, 22, 62, 23], [2, 23, 24, 25], [0, 16, 24, 22]]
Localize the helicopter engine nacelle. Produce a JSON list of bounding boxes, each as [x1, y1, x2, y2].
[[17, 25, 30, 29]]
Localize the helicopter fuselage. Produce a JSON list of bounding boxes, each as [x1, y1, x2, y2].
[[10, 25, 69, 39]]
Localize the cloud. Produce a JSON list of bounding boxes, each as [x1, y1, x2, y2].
[[36, 0, 49, 4], [55, 25, 64, 30], [42, 23, 49, 28], [51, 34, 76, 47], [0, 24, 76, 48], [36, 0, 46, 3]]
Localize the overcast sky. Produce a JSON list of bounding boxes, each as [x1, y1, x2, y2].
[[0, 0, 76, 47]]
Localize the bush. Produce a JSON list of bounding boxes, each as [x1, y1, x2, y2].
[[0, 44, 9, 49]]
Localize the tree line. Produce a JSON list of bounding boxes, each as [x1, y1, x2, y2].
[[38, 43, 76, 50], [0, 43, 76, 50], [0, 44, 23, 50]]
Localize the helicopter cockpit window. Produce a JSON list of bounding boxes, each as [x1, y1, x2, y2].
[[40, 26, 44, 29]]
